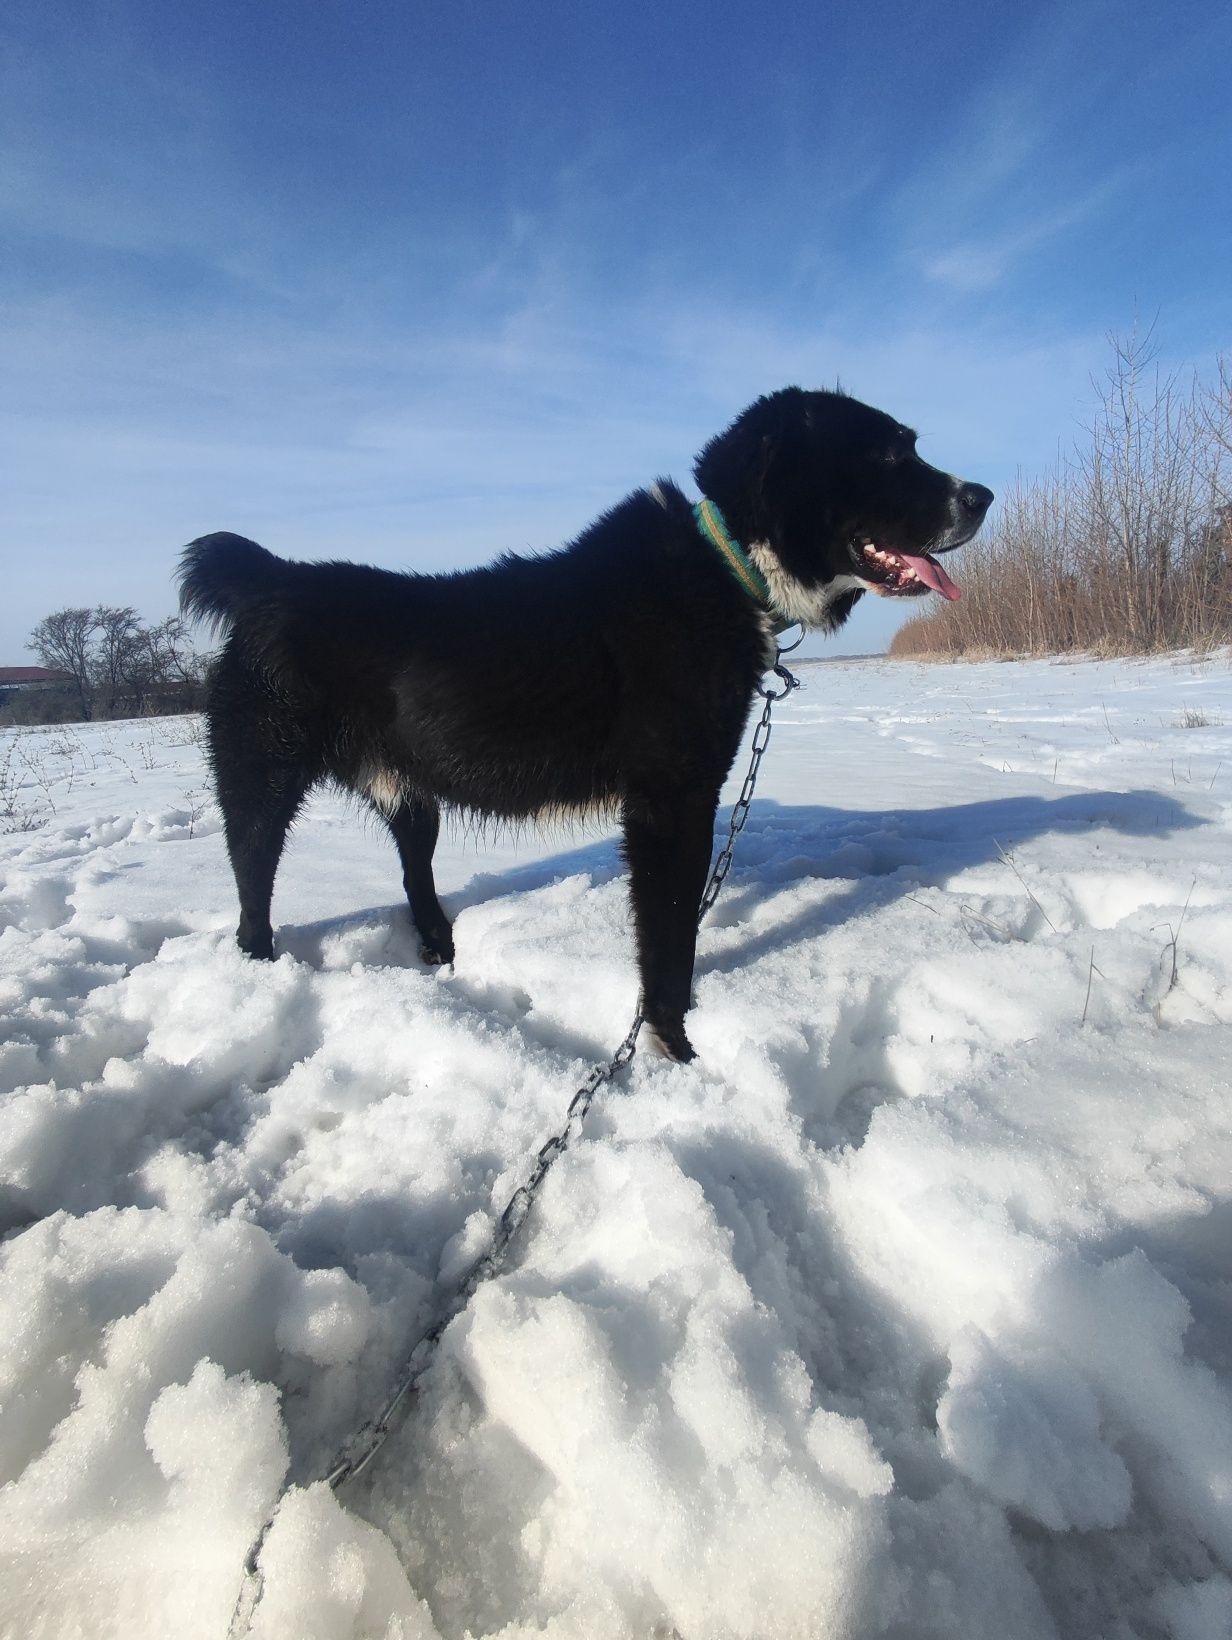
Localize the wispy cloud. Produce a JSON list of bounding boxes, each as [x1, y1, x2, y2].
[[0, 271, 1104, 661], [3, 0, 1228, 665], [880, 1, 1151, 298], [922, 180, 1131, 293]]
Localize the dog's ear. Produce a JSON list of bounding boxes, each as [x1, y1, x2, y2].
[[693, 388, 811, 541]]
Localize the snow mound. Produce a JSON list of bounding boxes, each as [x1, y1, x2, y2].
[[2, 658, 1231, 1637]]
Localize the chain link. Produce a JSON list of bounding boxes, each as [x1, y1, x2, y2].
[[228, 635, 801, 1638], [698, 656, 800, 921]]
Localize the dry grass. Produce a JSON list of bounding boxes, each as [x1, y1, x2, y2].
[[1176, 707, 1221, 729], [892, 331, 1232, 660]]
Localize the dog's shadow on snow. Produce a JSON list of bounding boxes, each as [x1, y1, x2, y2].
[[693, 786, 1202, 975], [288, 785, 1201, 980]]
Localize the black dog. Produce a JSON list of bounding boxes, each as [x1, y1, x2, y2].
[[180, 387, 991, 1061]]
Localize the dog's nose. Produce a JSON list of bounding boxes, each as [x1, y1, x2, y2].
[[959, 482, 994, 517]]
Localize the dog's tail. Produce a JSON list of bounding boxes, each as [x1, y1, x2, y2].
[[178, 532, 289, 637]]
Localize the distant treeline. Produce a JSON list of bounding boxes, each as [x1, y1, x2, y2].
[[892, 331, 1232, 658], [5, 607, 207, 725]]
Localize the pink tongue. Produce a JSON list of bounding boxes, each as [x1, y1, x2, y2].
[[899, 552, 961, 601]]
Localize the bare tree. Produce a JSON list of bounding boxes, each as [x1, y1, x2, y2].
[[1201, 353, 1232, 469], [891, 333, 1231, 659], [146, 615, 201, 687], [28, 608, 98, 719], [92, 605, 143, 716], [19, 606, 205, 724], [1074, 324, 1213, 649], [119, 615, 201, 712]]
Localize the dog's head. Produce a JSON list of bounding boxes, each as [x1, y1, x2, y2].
[[693, 386, 993, 630]]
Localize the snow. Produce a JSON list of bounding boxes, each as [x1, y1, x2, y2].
[[1, 652, 1231, 1640]]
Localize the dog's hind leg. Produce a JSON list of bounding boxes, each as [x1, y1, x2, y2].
[[215, 767, 310, 961], [622, 790, 718, 1064], [383, 798, 455, 965], [206, 661, 312, 960]]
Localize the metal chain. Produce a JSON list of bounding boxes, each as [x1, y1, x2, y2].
[[699, 651, 801, 920], [227, 636, 801, 1639]]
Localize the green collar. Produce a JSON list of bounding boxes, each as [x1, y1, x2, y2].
[[693, 498, 793, 633]]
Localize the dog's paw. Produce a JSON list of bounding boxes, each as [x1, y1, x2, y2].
[[644, 1022, 696, 1063], [419, 940, 455, 967]]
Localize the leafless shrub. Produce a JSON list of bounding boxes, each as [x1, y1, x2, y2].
[[182, 783, 214, 838], [0, 730, 58, 831], [0, 737, 38, 832], [157, 714, 208, 750], [892, 329, 1231, 658], [1175, 707, 1219, 729]]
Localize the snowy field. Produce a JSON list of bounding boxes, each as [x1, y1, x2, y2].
[[2, 653, 1231, 1640]]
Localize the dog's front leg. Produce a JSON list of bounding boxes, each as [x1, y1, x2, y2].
[[622, 790, 718, 1063]]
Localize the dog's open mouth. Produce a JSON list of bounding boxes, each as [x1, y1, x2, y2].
[[855, 540, 962, 601]]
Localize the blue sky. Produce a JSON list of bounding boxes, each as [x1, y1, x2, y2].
[[2, 0, 1230, 661]]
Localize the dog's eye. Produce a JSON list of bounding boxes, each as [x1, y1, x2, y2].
[[885, 434, 916, 464]]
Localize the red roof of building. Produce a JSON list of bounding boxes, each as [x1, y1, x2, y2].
[[0, 666, 75, 684]]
